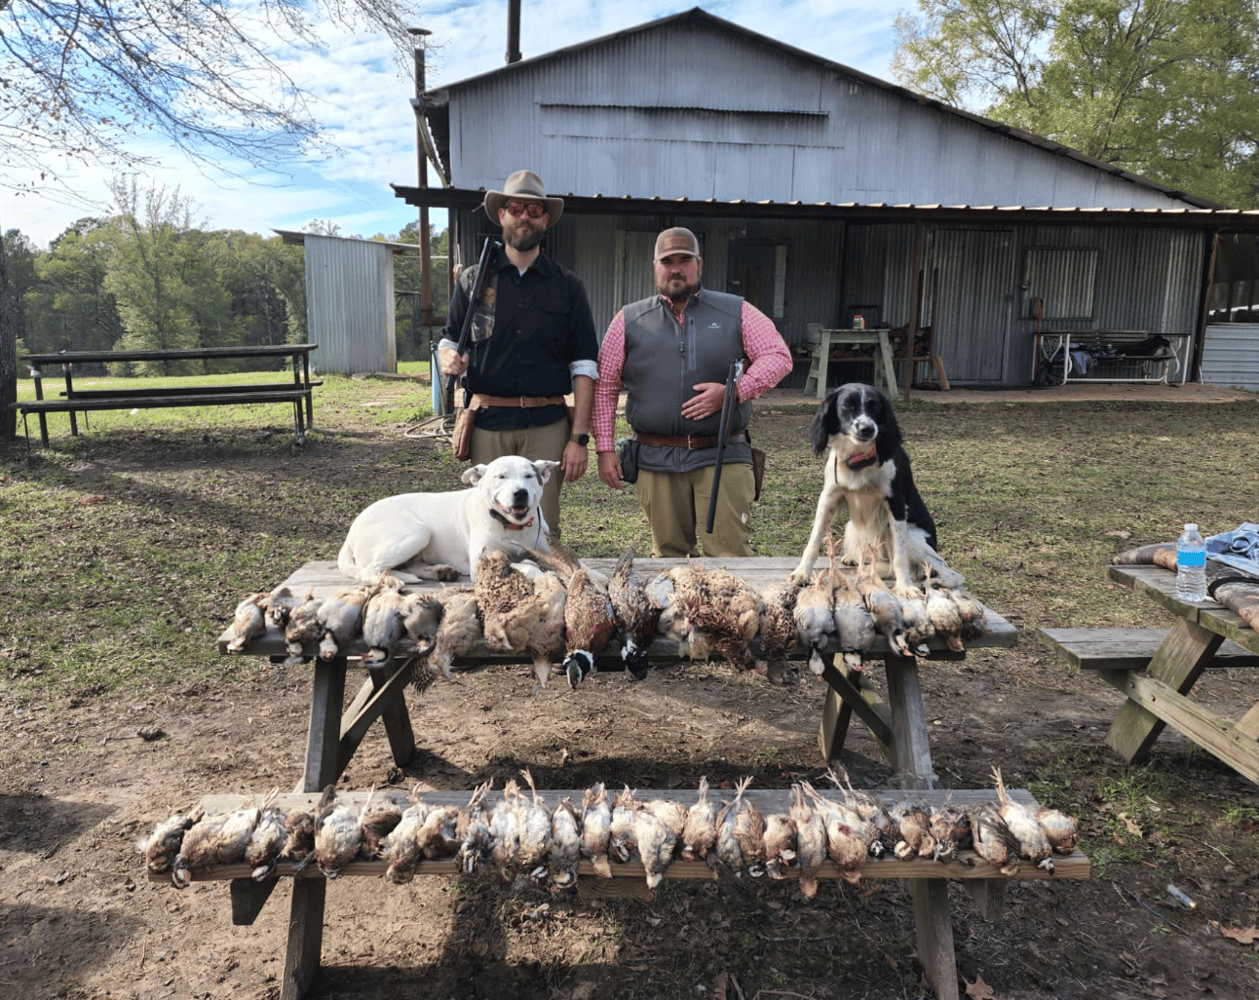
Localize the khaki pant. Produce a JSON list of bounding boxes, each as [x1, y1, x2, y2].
[[470, 419, 569, 536], [634, 463, 755, 558]]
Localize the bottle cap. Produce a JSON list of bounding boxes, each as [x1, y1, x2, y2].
[[1184, 523, 1197, 531]]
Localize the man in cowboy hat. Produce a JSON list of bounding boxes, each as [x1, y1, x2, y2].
[[439, 169, 599, 535], [590, 226, 792, 557]]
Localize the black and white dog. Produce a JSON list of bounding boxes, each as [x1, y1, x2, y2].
[[788, 383, 962, 595]]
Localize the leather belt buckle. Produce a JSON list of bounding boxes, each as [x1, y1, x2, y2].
[[686, 434, 705, 449]]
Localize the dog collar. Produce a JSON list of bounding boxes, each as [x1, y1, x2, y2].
[[846, 447, 878, 469], [490, 508, 535, 531]]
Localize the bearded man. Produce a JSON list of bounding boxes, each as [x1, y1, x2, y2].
[[439, 170, 598, 536], [591, 227, 792, 557]]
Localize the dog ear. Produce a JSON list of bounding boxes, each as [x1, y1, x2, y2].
[[461, 463, 489, 486], [873, 390, 903, 461], [533, 459, 562, 484], [810, 392, 838, 456]]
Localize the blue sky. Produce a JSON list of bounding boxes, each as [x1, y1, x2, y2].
[[11, 2, 907, 250]]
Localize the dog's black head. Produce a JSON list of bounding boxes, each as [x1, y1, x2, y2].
[[810, 382, 902, 468]]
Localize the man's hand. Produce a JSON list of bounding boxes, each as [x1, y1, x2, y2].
[[681, 381, 726, 421], [438, 346, 469, 377], [561, 440, 589, 484], [597, 450, 623, 490]]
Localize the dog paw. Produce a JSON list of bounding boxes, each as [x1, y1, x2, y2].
[[434, 565, 461, 581]]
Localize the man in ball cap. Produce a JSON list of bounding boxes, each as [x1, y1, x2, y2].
[[439, 169, 599, 536], [591, 226, 792, 557]]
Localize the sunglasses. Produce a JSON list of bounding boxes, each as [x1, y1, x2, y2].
[[504, 201, 546, 219]]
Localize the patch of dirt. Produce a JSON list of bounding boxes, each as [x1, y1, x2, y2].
[[2, 412, 1258, 1000]]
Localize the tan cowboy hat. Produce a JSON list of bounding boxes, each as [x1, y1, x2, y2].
[[482, 170, 564, 225]]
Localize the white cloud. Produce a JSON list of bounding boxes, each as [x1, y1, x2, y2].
[[12, 2, 902, 249]]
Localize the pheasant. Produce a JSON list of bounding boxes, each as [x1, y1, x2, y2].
[[607, 548, 661, 680]]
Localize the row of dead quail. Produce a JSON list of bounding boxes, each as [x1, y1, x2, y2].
[[224, 535, 988, 690], [143, 769, 1077, 892]]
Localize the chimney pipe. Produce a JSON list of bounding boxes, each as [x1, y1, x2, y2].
[[506, 0, 522, 63]]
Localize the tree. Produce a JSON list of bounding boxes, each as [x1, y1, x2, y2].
[[2, 229, 38, 353], [892, 0, 1259, 208], [0, 0, 422, 195], [24, 219, 124, 361]]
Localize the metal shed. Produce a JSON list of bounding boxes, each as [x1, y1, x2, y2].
[[276, 231, 418, 376]]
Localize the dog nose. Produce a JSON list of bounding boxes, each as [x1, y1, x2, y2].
[[512, 488, 529, 507], [853, 416, 877, 440]]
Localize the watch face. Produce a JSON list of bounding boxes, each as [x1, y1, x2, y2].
[[573, 433, 590, 446]]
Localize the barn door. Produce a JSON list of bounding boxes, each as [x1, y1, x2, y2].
[[616, 231, 660, 309], [927, 229, 1015, 382]]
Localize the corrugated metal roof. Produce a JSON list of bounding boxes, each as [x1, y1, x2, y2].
[[273, 230, 420, 255], [390, 186, 1259, 231], [418, 7, 1220, 210]]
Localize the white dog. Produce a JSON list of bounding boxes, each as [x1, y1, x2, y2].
[[337, 456, 559, 584]]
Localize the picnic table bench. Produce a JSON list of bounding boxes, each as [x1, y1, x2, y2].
[[1041, 564, 1259, 784], [1033, 329, 1189, 385], [14, 344, 320, 447], [179, 556, 1082, 1000]]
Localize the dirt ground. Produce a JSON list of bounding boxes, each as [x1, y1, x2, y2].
[[2, 393, 1258, 1000]]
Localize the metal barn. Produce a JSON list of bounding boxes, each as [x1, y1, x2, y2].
[[397, 7, 1259, 389]]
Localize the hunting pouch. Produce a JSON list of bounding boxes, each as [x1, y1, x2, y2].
[[617, 437, 640, 484], [451, 406, 475, 461]]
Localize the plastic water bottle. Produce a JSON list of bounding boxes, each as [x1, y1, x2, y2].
[[1175, 523, 1207, 602]]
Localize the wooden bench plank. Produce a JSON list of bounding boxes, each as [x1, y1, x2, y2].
[[63, 381, 322, 399], [18, 389, 314, 412], [1039, 627, 1259, 670]]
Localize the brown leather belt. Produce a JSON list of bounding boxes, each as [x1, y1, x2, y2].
[[635, 431, 747, 449], [469, 393, 566, 409]]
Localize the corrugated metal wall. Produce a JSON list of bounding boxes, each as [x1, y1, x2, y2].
[[445, 19, 1186, 212], [304, 236, 397, 375], [1201, 324, 1259, 390]]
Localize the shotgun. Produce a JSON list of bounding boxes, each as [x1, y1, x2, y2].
[[705, 359, 743, 534], [445, 236, 500, 413]]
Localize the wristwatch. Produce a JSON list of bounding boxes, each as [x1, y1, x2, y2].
[[570, 432, 590, 446]]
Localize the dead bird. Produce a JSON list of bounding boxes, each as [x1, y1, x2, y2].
[[634, 806, 677, 890], [283, 594, 324, 665], [608, 547, 662, 680], [969, 800, 1022, 877], [489, 778, 524, 876], [313, 784, 373, 878], [517, 769, 552, 875], [680, 776, 719, 862], [646, 567, 691, 656], [854, 548, 912, 657], [682, 566, 762, 669], [803, 781, 867, 885], [317, 585, 374, 661], [713, 776, 766, 876], [928, 801, 973, 861], [897, 587, 935, 654], [402, 592, 444, 659], [793, 568, 837, 677], [1036, 803, 1080, 856], [140, 809, 199, 875], [456, 781, 495, 875], [171, 810, 227, 887], [475, 550, 537, 654], [280, 807, 316, 870], [358, 794, 404, 859], [524, 569, 567, 691], [360, 579, 416, 667], [528, 540, 616, 688], [887, 799, 938, 860], [548, 797, 583, 889], [380, 785, 432, 883], [992, 766, 1054, 872], [262, 585, 305, 630], [789, 784, 827, 899], [923, 566, 965, 652], [244, 792, 288, 880], [225, 591, 269, 652], [419, 587, 482, 684], [832, 767, 894, 856], [947, 587, 989, 641], [415, 803, 462, 860], [579, 782, 613, 878], [609, 785, 641, 863], [832, 571, 877, 673], [755, 578, 802, 684], [762, 811, 798, 879]]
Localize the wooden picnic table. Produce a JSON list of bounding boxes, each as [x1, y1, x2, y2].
[[1102, 564, 1259, 783], [215, 556, 1031, 1000]]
